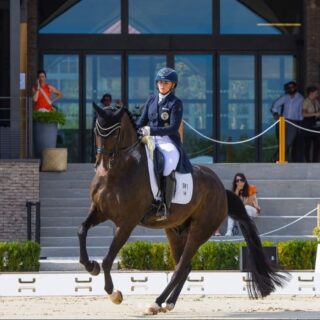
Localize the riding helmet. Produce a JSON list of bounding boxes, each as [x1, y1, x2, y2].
[[155, 67, 178, 87]]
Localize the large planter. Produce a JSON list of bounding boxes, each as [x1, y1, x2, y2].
[[33, 121, 58, 158]]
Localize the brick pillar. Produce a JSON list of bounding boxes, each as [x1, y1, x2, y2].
[[304, 0, 320, 86]]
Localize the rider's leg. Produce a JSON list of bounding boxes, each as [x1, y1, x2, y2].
[[155, 136, 179, 219], [157, 171, 176, 218], [225, 216, 235, 236]]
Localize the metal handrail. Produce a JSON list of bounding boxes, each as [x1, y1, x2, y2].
[[26, 201, 41, 244]]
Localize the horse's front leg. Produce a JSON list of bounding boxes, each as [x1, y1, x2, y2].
[[102, 224, 134, 304], [78, 207, 101, 275]]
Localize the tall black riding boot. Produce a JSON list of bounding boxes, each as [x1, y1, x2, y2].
[[156, 171, 176, 221]]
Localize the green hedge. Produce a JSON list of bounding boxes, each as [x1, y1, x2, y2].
[[119, 240, 318, 271], [278, 240, 318, 270], [0, 241, 41, 272]]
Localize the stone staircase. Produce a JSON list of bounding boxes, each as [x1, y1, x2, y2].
[[39, 163, 320, 270]]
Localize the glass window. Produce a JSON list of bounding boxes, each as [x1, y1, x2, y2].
[[128, 55, 166, 120], [221, 0, 301, 35], [40, 0, 120, 34], [219, 55, 255, 162], [175, 55, 214, 164], [85, 55, 121, 162], [44, 54, 79, 162], [129, 0, 212, 34], [0, 2, 10, 127], [261, 55, 296, 162]]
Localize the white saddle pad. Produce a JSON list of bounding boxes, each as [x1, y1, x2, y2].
[[145, 145, 193, 204]]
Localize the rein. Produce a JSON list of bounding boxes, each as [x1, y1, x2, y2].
[[94, 119, 140, 169]]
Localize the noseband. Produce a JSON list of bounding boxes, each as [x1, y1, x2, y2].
[[94, 118, 139, 169]]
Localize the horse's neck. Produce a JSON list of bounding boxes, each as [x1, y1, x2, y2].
[[121, 114, 137, 147]]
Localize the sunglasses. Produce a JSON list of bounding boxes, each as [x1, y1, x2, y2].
[[236, 178, 245, 183]]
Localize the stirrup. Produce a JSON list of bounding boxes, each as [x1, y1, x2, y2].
[[155, 203, 169, 221]]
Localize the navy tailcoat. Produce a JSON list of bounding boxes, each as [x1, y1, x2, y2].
[[136, 93, 193, 173]]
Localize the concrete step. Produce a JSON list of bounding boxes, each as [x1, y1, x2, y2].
[[41, 217, 114, 227], [40, 180, 91, 192], [39, 198, 320, 217], [41, 189, 89, 198], [41, 226, 113, 237], [39, 180, 320, 198], [40, 171, 94, 181], [41, 198, 90, 207], [41, 234, 167, 247], [258, 198, 320, 216], [221, 180, 320, 197], [209, 163, 320, 180], [63, 163, 95, 172], [41, 207, 90, 217], [254, 217, 315, 235]]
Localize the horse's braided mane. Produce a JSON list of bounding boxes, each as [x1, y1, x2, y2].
[[122, 107, 138, 130]]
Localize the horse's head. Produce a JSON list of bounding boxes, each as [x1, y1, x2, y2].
[[93, 103, 138, 168]]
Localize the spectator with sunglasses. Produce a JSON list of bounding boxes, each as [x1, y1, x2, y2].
[[225, 173, 261, 236]]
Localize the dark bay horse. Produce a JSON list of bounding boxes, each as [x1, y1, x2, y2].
[[78, 105, 288, 315]]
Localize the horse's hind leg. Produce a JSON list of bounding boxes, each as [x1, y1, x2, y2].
[[78, 206, 101, 275], [144, 229, 199, 315], [163, 229, 192, 311]]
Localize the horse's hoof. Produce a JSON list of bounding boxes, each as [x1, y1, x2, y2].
[[143, 303, 160, 315], [164, 302, 175, 311], [89, 260, 100, 276], [158, 306, 167, 313], [109, 290, 123, 304]]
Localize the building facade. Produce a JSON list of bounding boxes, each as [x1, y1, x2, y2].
[[1, 0, 320, 163]]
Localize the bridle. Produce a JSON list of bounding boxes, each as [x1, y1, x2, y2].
[[94, 118, 140, 169]]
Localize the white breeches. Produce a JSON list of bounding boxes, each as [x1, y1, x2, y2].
[[226, 206, 258, 233], [245, 205, 259, 218], [154, 136, 179, 176]]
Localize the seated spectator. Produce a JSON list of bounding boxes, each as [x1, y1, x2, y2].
[[225, 173, 261, 236]]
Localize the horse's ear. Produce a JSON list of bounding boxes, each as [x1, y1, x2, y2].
[[114, 106, 125, 119], [92, 102, 105, 118]]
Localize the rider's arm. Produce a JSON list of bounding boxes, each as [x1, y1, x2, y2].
[[136, 97, 152, 129]]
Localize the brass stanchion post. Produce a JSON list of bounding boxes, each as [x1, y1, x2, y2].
[[276, 116, 288, 164]]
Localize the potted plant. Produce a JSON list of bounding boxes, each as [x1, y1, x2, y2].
[[33, 110, 65, 158]]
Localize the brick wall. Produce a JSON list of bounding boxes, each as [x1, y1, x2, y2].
[[305, 0, 320, 86], [0, 160, 40, 241]]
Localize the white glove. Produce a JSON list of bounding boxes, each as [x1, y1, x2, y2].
[[139, 126, 150, 136]]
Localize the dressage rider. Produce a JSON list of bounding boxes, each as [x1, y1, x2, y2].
[[136, 67, 193, 220]]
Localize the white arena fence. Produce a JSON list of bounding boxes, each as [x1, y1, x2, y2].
[[1, 271, 320, 296]]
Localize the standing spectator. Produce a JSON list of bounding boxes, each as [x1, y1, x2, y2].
[[100, 93, 112, 108], [32, 69, 62, 111], [271, 81, 304, 162], [225, 173, 260, 236], [302, 85, 320, 162]]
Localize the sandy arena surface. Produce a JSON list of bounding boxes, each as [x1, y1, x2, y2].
[[1, 295, 320, 319]]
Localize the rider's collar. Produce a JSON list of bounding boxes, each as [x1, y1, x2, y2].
[[158, 92, 170, 102]]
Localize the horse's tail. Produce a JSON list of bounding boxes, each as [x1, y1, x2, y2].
[[226, 189, 289, 299]]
